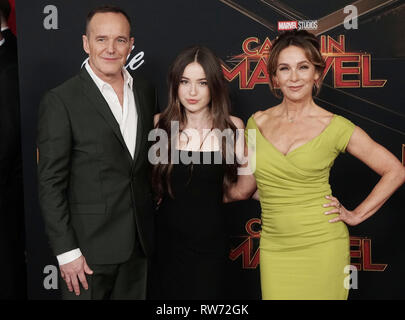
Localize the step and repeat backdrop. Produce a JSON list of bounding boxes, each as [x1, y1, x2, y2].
[[16, 0, 405, 299]]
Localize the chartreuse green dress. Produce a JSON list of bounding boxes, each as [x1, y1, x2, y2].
[[245, 114, 355, 300]]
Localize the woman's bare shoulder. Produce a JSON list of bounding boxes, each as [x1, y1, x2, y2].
[[229, 115, 245, 129], [313, 105, 335, 125], [153, 113, 161, 126], [253, 105, 280, 124]]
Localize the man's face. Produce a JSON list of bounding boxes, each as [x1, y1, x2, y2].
[[83, 12, 134, 82]]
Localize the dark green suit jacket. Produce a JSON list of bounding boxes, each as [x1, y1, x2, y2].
[[37, 67, 157, 264]]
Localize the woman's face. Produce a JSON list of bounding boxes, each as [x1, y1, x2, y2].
[[178, 62, 211, 114], [273, 45, 320, 102]]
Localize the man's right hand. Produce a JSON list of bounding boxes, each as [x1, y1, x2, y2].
[[60, 255, 93, 296]]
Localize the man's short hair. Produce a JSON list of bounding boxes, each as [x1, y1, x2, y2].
[[85, 5, 132, 35], [0, 0, 11, 20]]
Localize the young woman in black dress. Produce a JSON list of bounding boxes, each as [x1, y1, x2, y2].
[[150, 46, 249, 299]]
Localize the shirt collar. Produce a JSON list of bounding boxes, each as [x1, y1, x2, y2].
[[85, 61, 133, 92], [122, 66, 134, 90], [0, 26, 9, 32]]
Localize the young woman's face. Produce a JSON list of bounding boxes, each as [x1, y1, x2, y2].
[[274, 45, 320, 102], [178, 62, 211, 114]]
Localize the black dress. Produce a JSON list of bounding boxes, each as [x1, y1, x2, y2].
[[153, 150, 230, 299]]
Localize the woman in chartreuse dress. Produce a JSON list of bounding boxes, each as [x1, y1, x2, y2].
[[226, 30, 405, 299]]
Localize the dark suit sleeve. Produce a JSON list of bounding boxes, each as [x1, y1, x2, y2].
[[37, 91, 78, 255], [0, 64, 19, 212]]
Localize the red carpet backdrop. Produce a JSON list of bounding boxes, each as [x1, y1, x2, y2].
[[15, 0, 405, 299]]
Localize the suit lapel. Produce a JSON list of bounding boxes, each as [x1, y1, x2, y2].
[[79, 68, 133, 162], [132, 82, 144, 165]]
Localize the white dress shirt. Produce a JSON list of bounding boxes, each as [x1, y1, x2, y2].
[[57, 62, 138, 265]]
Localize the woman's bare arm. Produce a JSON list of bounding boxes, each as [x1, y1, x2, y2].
[[224, 116, 257, 203], [324, 126, 405, 225]]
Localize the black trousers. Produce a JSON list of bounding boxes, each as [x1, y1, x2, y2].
[[0, 177, 27, 300], [60, 243, 147, 300]]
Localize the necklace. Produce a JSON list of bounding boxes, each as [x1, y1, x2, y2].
[[198, 128, 213, 150], [180, 127, 213, 151], [286, 110, 295, 123]]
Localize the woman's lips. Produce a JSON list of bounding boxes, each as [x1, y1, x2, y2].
[[186, 99, 199, 104], [288, 85, 304, 91]]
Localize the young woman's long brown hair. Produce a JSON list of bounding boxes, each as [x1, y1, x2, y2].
[[152, 46, 238, 199]]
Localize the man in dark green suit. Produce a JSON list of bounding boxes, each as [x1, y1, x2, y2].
[[37, 5, 157, 300]]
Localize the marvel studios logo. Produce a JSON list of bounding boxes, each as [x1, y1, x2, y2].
[[278, 20, 318, 31]]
